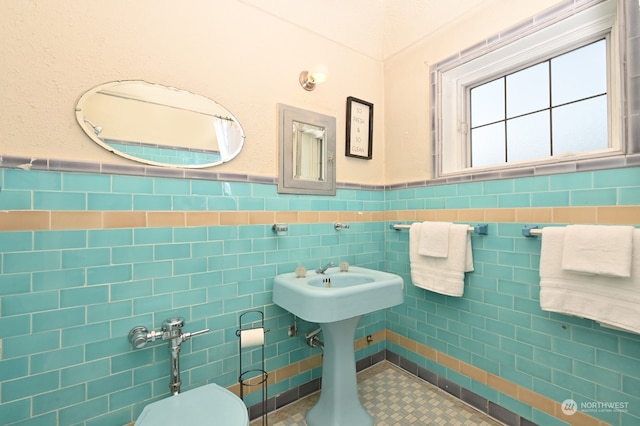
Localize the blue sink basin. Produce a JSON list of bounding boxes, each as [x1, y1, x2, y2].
[[273, 266, 404, 323]]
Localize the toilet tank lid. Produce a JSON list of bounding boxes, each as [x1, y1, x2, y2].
[[135, 383, 249, 426]]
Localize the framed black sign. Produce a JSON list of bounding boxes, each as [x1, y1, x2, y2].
[[345, 96, 373, 160]]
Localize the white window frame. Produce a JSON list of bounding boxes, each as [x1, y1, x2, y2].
[[433, 0, 625, 179]]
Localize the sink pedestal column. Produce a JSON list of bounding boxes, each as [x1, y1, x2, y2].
[[306, 315, 372, 426]]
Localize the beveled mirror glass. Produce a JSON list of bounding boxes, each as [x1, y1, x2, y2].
[[75, 81, 245, 168], [278, 104, 336, 195]]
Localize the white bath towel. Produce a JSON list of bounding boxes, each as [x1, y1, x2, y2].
[[539, 227, 640, 334], [410, 222, 473, 297], [418, 221, 451, 258], [561, 225, 634, 277]]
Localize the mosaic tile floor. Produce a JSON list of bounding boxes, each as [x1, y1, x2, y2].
[[250, 361, 503, 425]]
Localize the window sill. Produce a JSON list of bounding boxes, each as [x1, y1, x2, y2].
[[421, 152, 639, 188]]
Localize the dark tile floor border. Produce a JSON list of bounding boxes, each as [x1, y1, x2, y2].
[[248, 349, 538, 426]]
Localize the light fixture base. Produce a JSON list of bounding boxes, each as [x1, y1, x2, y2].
[[299, 71, 316, 91]]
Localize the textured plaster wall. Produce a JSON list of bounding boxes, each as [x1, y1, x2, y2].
[[383, 0, 566, 185], [0, 0, 385, 185]]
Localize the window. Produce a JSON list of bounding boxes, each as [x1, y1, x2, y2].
[[433, 0, 630, 178], [470, 39, 608, 168]]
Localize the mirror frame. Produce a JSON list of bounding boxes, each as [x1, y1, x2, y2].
[[75, 80, 245, 169], [277, 104, 336, 195]]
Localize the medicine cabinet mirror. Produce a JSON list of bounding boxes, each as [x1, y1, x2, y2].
[[277, 104, 336, 195], [75, 80, 245, 168]]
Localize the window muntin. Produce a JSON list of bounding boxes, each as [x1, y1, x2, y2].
[[469, 39, 608, 168]]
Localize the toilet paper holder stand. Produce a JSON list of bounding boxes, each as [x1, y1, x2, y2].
[[236, 310, 270, 425]]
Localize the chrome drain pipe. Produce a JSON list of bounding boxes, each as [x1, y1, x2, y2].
[[306, 328, 324, 349]]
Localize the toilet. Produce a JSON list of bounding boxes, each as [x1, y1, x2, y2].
[[135, 383, 249, 425]]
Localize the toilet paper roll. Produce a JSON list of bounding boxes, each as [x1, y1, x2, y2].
[[240, 328, 264, 348]]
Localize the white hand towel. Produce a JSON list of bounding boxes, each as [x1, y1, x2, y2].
[[540, 227, 640, 334], [561, 224, 634, 277], [410, 222, 473, 297], [418, 221, 451, 258]]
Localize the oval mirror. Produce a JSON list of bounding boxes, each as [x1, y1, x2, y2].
[[75, 81, 245, 168]]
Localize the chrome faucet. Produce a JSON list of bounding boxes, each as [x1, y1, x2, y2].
[[316, 261, 334, 274], [128, 317, 209, 395]]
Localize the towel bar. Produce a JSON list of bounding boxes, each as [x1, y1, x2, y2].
[[522, 225, 543, 237], [391, 223, 488, 235]]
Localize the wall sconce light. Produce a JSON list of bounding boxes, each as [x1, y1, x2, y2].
[[83, 118, 103, 135], [299, 65, 329, 91]]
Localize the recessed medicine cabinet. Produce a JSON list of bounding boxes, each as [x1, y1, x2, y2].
[[277, 104, 336, 195]]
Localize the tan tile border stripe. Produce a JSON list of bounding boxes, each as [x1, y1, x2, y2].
[[0, 210, 387, 231], [219, 329, 608, 426], [118, 326, 622, 426], [387, 206, 640, 225], [122, 332, 381, 425], [118, 333, 616, 426], [385, 330, 609, 426], [0, 207, 638, 231], [226, 329, 387, 397]]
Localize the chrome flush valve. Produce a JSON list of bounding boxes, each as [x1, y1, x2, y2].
[[162, 317, 185, 340], [128, 317, 210, 395], [128, 326, 161, 349], [127, 317, 209, 349]]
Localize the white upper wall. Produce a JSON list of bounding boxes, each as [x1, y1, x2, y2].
[[0, 0, 567, 186], [238, 0, 490, 61], [383, 0, 566, 185], [0, 0, 384, 184]]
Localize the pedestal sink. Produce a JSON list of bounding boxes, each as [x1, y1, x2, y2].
[[273, 266, 404, 426]]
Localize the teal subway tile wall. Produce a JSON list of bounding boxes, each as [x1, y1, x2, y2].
[[0, 166, 639, 425], [0, 166, 388, 425]]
